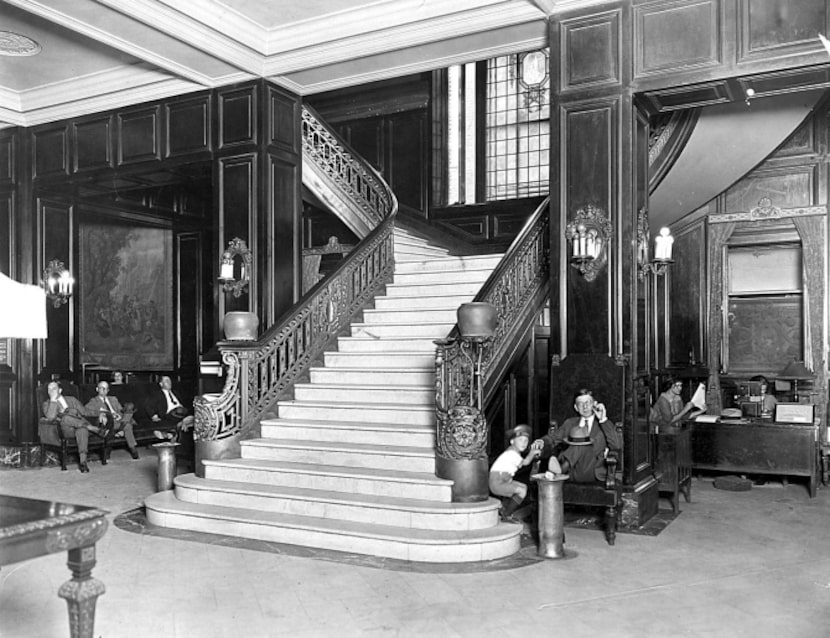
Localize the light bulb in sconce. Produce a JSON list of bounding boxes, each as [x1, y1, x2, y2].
[[219, 251, 234, 281], [654, 227, 674, 261]]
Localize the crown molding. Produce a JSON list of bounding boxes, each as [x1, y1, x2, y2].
[[4, 0, 220, 85], [287, 31, 547, 95], [262, 3, 544, 77], [96, 0, 267, 73]]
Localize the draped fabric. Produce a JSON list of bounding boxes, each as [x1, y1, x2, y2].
[[705, 221, 736, 415], [0, 273, 47, 338], [792, 214, 826, 428]]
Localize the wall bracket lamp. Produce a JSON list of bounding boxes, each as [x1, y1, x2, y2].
[[637, 208, 674, 280], [566, 205, 612, 282], [218, 237, 252, 298], [41, 259, 74, 308]]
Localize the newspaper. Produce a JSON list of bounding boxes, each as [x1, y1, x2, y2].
[[690, 382, 707, 410]]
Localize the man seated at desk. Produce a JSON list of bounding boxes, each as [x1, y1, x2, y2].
[[530, 388, 622, 483]]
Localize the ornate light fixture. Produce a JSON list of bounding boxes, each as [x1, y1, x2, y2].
[[218, 237, 252, 298], [41, 260, 74, 308], [637, 208, 674, 280], [566, 205, 612, 282]]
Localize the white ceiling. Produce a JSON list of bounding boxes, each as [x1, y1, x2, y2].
[[0, 0, 596, 129]]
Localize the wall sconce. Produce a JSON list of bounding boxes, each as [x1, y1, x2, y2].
[[218, 237, 252, 298], [41, 259, 74, 308], [565, 205, 612, 282], [637, 208, 674, 280]]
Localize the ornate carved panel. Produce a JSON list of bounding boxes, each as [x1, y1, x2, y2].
[[117, 107, 161, 165], [33, 126, 69, 179], [72, 116, 113, 173], [166, 96, 211, 158], [635, 0, 722, 78], [219, 86, 257, 148], [724, 166, 814, 211], [559, 9, 621, 91], [642, 81, 732, 112]]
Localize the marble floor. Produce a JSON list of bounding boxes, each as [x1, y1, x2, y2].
[[1, 451, 829, 638]]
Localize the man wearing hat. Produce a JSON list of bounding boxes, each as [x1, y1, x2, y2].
[[488, 424, 547, 523], [530, 388, 622, 483]]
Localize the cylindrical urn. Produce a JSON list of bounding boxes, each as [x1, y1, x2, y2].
[[532, 473, 569, 559], [153, 442, 180, 491]]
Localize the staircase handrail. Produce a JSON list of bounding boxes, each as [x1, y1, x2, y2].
[[301, 104, 393, 239], [434, 197, 550, 444], [194, 107, 398, 444]]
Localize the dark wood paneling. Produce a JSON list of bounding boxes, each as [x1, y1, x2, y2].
[[268, 86, 300, 155], [0, 134, 14, 185], [669, 220, 705, 366], [267, 155, 301, 324], [177, 233, 202, 369], [0, 193, 12, 276], [218, 86, 257, 149], [166, 96, 211, 158], [389, 113, 426, 212], [727, 296, 802, 374], [643, 81, 732, 112], [72, 116, 113, 173], [738, 0, 828, 63], [32, 126, 68, 179], [117, 107, 161, 165], [38, 198, 73, 373], [724, 165, 815, 210], [560, 9, 621, 91], [218, 155, 255, 315], [635, 0, 722, 78]]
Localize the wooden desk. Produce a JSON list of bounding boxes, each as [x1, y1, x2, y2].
[[690, 419, 819, 497], [0, 494, 109, 638], [656, 427, 692, 513]]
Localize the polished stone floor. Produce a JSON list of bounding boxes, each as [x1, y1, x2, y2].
[[1, 451, 828, 637]]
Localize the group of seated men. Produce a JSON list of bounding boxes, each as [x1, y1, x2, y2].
[[489, 387, 621, 522], [41, 375, 194, 473]]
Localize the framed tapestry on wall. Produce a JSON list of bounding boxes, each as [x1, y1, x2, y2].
[[79, 221, 173, 370]]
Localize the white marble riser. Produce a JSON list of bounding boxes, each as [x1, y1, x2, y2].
[[276, 400, 435, 425], [145, 492, 521, 563], [383, 281, 483, 296], [350, 322, 453, 338], [171, 476, 500, 531], [393, 246, 451, 258], [372, 295, 472, 311], [292, 383, 433, 405], [240, 440, 435, 473], [361, 308, 457, 324], [335, 337, 437, 353], [308, 367, 434, 386], [202, 460, 452, 501], [322, 351, 435, 369], [393, 255, 502, 274], [261, 420, 436, 447], [391, 270, 493, 286]]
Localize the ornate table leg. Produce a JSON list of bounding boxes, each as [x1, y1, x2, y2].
[[58, 545, 106, 638]]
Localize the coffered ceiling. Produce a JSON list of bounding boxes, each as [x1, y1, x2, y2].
[[0, 0, 597, 129]]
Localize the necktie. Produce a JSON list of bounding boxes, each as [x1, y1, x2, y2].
[[104, 398, 113, 412]]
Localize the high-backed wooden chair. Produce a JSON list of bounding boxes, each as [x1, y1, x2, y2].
[[549, 354, 626, 545]]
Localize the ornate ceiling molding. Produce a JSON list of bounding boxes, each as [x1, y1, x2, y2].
[[0, 31, 41, 56]]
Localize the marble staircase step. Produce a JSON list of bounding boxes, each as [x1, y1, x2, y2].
[[361, 307, 457, 324], [393, 254, 503, 273], [349, 322, 453, 338], [372, 294, 473, 310], [276, 399, 434, 425], [201, 458, 452, 500], [171, 474, 500, 531], [260, 417, 435, 447], [322, 351, 435, 369], [335, 336, 438, 353], [292, 383, 433, 405], [145, 490, 521, 563], [308, 366, 434, 386]]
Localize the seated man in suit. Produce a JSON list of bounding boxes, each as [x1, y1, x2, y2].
[[42, 381, 109, 473], [85, 380, 139, 460], [530, 387, 622, 483], [146, 375, 194, 441]]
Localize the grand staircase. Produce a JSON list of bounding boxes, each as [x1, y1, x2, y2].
[[145, 227, 523, 563]]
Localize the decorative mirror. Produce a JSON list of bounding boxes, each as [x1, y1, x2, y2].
[[218, 237, 252, 298]]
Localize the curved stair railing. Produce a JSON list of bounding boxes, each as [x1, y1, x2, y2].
[[193, 105, 398, 457], [434, 197, 550, 466]]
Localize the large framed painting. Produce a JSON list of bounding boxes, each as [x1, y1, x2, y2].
[[79, 222, 173, 370]]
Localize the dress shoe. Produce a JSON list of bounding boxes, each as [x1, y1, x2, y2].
[[129, 447, 139, 460], [79, 462, 90, 473]]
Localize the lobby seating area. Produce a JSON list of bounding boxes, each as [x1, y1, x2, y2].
[[1, 457, 828, 637]]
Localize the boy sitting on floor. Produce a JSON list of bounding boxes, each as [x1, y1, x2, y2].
[[489, 424, 557, 523]]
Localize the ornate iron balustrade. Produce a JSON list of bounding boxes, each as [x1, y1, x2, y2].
[[301, 105, 393, 239], [195, 108, 398, 445], [435, 197, 550, 462]]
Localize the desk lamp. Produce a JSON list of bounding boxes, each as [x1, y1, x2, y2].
[[779, 360, 814, 403]]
